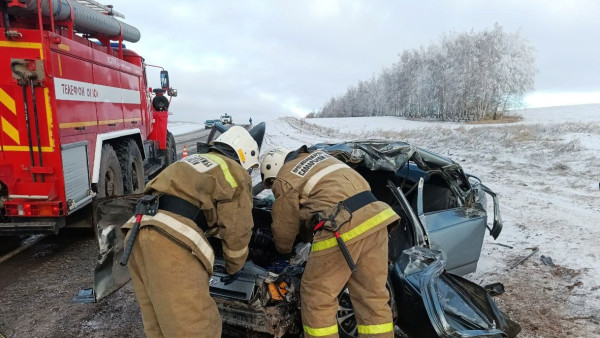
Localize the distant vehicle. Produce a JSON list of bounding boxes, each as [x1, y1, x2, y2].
[[204, 119, 218, 129], [220, 114, 233, 124]]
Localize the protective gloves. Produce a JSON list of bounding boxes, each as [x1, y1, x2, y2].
[[220, 271, 241, 285]]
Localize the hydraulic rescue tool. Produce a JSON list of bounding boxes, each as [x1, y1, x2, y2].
[[312, 190, 379, 272], [313, 214, 358, 272], [120, 195, 159, 266]]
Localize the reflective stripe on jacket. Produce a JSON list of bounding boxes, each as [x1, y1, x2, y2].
[[271, 150, 399, 256], [123, 151, 253, 274], [124, 210, 216, 274]]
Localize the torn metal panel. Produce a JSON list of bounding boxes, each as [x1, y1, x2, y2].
[[478, 183, 503, 239], [93, 195, 139, 301], [394, 247, 521, 338]]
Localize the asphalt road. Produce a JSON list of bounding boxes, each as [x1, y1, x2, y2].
[[174, 127, 213, 156], [174, 123, 249, 157]]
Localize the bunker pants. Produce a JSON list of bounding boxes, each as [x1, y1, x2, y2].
[[127, 227, 221, 338], [301, 228, 393, 338]]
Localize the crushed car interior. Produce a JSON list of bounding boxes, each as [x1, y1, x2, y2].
[[93, 122, 519, 338]]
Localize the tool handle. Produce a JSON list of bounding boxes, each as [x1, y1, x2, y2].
[[313, 220, 325, 232], [335, 232, 358, 272], [120, 214, 143, 266]]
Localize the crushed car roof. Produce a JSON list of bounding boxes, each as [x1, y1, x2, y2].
[[312, 140, 459, 172]]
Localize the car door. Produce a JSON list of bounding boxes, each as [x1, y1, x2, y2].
[[415, 176, 489, 276]]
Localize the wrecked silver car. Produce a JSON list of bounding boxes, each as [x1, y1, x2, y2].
[[93, 139, 519, 337]]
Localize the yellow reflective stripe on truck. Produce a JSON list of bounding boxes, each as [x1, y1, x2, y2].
[[0, 88, 16, 115], [1, 116, 20, 144]]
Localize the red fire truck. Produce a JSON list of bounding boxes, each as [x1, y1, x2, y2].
[[0, 0, 177, 233]]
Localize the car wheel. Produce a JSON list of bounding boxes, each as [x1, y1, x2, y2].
[[96, 144, 124, 198], [117, 139, 144, 194], [337, 281, 398, 338]]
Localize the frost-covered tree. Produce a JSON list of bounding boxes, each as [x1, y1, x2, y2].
[[315, 24, 536, 120]]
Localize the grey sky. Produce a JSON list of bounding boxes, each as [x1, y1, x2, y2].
[[117, 0, 599, 123]]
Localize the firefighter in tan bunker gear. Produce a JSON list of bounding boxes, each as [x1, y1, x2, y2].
[[261, 146, 400, 338], [123, 126, 259, 338]]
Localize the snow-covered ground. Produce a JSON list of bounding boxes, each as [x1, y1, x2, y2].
[[263, 104, 600, 337], [168, 121, 205, 135], [301, 103, 600, 135]]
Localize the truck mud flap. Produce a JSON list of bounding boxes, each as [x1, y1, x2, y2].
[[92, 195, 141, 301]]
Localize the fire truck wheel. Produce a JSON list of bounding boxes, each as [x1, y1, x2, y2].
[[96, 144, 124, 198], [118, 139, 145, 194], [164, 131, 177, 168]]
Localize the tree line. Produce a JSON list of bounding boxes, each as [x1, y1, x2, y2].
[[311, 24, 536, 121]]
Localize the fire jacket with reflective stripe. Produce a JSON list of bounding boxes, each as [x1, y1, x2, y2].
[[271, 150, 399, 256], [123, 152, 253, 275]]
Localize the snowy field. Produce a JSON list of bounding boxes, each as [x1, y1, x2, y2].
[[302, 103, 600, 134], [167, 121, 206, 135], [262, 104, 600, 338]]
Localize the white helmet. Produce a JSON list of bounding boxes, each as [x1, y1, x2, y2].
[[213, 126, 259, 170], [261, 147, 291, 188]]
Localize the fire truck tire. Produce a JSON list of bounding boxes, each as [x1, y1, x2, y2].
[[163, 131, 177, 169], [117, 139, 145, 194], [96, 144, 124, 198]]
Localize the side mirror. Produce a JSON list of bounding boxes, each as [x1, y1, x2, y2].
[[160, 70, 169, 89], [168, 88, 178, 97]]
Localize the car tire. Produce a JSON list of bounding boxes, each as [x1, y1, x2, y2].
[[96, 144, 124, 198], [337, 280, 399, 338], [117, 139, 145, 194]]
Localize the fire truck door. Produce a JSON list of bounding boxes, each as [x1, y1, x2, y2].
[[51, 51, 100, 137], [92, 63, 125, 133], [121, 72, 143, 131]]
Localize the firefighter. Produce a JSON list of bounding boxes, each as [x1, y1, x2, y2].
[[122, 126, 259, 338], [260, 146, 400, 338]]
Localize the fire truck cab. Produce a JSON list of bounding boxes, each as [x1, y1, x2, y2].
[[0, 0, 177, 233]]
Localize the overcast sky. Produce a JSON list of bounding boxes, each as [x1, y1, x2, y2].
[[117, 0, 599, 123]]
